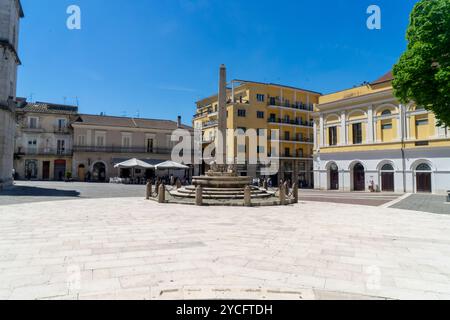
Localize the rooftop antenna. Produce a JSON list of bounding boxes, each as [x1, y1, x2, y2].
[[63, 96, 67, 105], [28, 93, 34, 102], [74, 96, 79, 107], [135, 110, 140, 118]]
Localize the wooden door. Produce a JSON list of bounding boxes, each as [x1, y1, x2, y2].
[[381, 172, 394, 192], [416, 172, 432, 193]]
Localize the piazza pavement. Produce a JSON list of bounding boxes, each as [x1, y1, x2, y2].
[[1, 193, 450, 300]]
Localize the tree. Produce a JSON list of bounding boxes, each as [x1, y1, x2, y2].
[[393, 0, 450, 127]]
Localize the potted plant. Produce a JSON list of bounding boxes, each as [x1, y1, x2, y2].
[[65, 171, 73, 182]]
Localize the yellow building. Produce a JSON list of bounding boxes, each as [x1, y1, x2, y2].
[[193, 80, 321, 187], [313, 72, 450, 194]]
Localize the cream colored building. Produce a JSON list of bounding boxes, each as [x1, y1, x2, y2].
[[72, 114, 193, 182], [313, 72, 450, 194], [14, 102, 78, 180], [194, 80, 320, 187]]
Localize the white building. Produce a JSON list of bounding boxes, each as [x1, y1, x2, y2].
[[313, 72, 450, 194]]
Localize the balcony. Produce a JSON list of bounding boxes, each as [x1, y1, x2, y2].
[[268, 98, 314, 112], [53, 126, 71, 134], [267, 118, 314, 127], [271, 137, 314, 144], [73, 145, 172, 154], [201, 120, 218, 129], [21, 125, 44, 133], [14, 147, 73, 157]]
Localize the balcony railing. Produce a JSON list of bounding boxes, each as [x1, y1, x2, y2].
[[268, 118, 314, 127], [53, 126, 71, 134], [201, 120, 218, 128], [15, 148, 73, 156], [73, 145, 172, 154], [268, 98, 314, 111], [273, 137, 314, 143]]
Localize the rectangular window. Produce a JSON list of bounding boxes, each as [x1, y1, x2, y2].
[[96, 135, 105, 147], [269, 113, 276, 122], [256, 94, 265, 102], [381, 123, 393, 130], [257, 111, 265, 119], [237, 109, 246, 117], [57, 140, 65, 155], [284, 131, 290, 141], [416, 119, 429, 126], [27, 139, 37, 153], [352, 123, 362, 144], [29, 117, 38, 129], [328, 126, 337, 146], [57, 119, 66, 130], [122, 136, 131, 148], [78, 135, 86, 146], [146, 139, 154, 153], [284, 148, 290, 157], [297, 148, 304, 158]]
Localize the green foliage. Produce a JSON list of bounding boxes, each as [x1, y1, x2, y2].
[[393, 0, 450, 127]]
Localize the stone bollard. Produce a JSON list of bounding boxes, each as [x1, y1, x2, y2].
[[195, 185, 203, 206], [176, 178, 182, 189], [244, 185, 252, 207], [279, 183, 286, 205], [292, 183, 299, 203], [155, 181, 160, 196], [146, 180, 152, 200], [263, 179, 268, 190], [158, 184, 165, 203]]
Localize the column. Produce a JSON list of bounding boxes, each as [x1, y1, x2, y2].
[[313, 121, 318, 150], [319, 113, 325, 147], [367, 105, 374, 143], [397, 104, 403, 140], [340, 111, 346, 145]]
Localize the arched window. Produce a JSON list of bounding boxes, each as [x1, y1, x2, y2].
[[330, 163, 338, 171], [381, 109, 391, 116], [416, 163, 431, 171], [381, 164, 394, 171]]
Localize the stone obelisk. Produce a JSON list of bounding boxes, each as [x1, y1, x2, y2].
[[216, 64, 227, 165]]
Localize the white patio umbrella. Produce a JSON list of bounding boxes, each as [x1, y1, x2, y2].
[[114, 158, 154, 181], [114, 158, 154, 169], [155, 161, 189, 180]]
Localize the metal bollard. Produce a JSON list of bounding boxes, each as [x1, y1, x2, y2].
[[176, 178, 182, 189], [244, 185, 252, 207], [195, 185, 203, 206], [158, 184, 165, 203], [263, 179, 268, 190]]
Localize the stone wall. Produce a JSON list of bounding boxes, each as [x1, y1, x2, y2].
[[0, 105, 15, 188]]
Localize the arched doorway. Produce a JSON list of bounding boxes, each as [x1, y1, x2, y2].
[[77, 164, 86, 181], [353, 163, 365, 191], [415, 163, 432, 193], [380, 163, 395, 192], [328, 163, 339, 190], [92, 162, 106, 182]]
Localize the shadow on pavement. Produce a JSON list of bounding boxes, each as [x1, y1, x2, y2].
[[0, 185, 80, 198]]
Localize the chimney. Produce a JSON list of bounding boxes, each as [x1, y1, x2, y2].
[[177, 115, 181, 128]]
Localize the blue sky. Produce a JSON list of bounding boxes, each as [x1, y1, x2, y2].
[[18, 0, 418, 124]]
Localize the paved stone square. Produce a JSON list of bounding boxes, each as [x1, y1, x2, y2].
[[392, 194, 449, 215], [0, 181, 145, 206], [1, 197, 450, 300]]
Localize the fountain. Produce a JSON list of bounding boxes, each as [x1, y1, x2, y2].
[[159, 65, 295, 206]]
